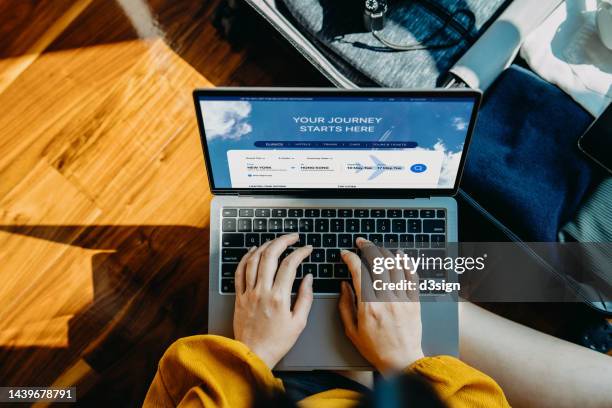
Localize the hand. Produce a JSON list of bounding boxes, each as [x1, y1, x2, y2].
[[338, 238, 424, 375], [233, 233, 314, 369]]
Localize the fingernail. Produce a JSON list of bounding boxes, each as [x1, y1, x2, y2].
[[305, 245, 313, 250], [340, 249, 350, 255], [356, 237, 368, 244], [306, 273, 313, 285], [249, 246, 257, 252]]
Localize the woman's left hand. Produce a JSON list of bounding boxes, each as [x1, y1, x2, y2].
[[233, 233, 314, 369]]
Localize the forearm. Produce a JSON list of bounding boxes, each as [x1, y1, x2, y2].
[[459, 302, 612, 408]]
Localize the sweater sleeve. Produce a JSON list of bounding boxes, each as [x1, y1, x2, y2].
[[143, 335, 284, 408], [408, 356, 510, 408]]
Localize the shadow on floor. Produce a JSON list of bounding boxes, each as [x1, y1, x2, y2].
[[0, 224, 210, 407]]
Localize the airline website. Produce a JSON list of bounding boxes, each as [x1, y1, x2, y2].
[[198, 95, 476, 189]]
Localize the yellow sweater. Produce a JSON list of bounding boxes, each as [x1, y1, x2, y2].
[[143, 335, 509, 408]]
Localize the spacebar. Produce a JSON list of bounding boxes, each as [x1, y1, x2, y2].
[[292, 279, 346, 293]]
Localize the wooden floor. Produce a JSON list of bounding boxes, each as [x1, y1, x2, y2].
[[0, 0, 326, 405]]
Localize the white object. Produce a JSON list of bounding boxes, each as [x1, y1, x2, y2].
[[598, 0, 612, 49], [450, 0, 563, 92], [520, 0, 612, 117]]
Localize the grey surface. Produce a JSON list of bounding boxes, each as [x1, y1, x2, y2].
[[208, 196, 459, 370], [280, 0, 509, 88]]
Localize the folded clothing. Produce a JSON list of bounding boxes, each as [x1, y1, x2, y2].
[[280, 0, 509, 87], [462, 65, 595, 242], [520, 0, 612, 117]]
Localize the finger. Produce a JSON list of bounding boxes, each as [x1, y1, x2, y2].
[[341, 249, 363, 301], [400, 249, 420, 302], [256, 233, 299, 290], [292, 273, 314, 324], [245, 241, 272, 289], [235, 246, 256, 294], [275, 245, 313, 294], [356, 238, 386, 278], [356, 238, 388, 300], [338, 281, 357, 338], [379, 247, 403, 300]]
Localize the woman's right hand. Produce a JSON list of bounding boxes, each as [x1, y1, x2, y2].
[[338, 238, 424, 375]]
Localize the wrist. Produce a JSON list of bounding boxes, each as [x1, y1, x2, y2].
[[378, 350, 425, 376], [243, 342, 278, 369]]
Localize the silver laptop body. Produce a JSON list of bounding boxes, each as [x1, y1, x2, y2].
[[194, 88, 481, 369]]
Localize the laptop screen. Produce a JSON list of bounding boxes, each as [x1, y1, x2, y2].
[[195, 91, 478, 192]]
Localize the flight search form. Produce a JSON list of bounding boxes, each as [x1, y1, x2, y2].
[[227, 149, 443, 189]]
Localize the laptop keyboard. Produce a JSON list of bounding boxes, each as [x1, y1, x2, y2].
[[220, 208, 447, 294]]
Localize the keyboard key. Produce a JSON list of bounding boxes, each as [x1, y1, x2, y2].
[[295, 264, 303, 278], [269, 219, 283, 232], [222, 218, 236, 232], [307, 234, 322, 247], [404, 209, 419, 218], [361, 219, 375, 233], [431, 234, 445, 247], [322, 234, 337, 247], [355, 209, 369, 217], [392, 219, 406, 233], [420, 209, 435, 218], [335, 263, 349, 278], [221, 279, 235, 293], [245, 233, 259, 246], [319, 264, 334, 278], [369, 234, 383, 245], [399, 234, 415, 248], [376, 219, 390, 232], [237, 218, 252, 232], [222, 248, 248, 262], [222, 208, 237, 217], [387, 209, 402, 218], [436, 209, 446, 218], [346, 219, 360, 232], [272, 209, 287, 217], [338, 209, 353, 217], [298, 233, 307, 246], [408, 219, 422, 233], [384, 234, 399, 247], [321, 209, 336, 217], [253, 218, 267, 232], [330, 219, 344, 232], [303, 263, 318, 277], [415, 234, 430, 247], [299, 219, 314, 232], [288, 209, 303, 217], [311, 248, 325, 262], [338, 234, 353, 248], [280, 249, 291, 261], [222, 233, 244, 247], [284, 219, 298, 232], [423, 219, 445, 233], [305, 209, 320, 217], [326, 249, 341, 263], [239, 209, 254, 217], [255, 209, 271, 217], [371, 209, 385, 218], [315, 219, 329, 232], [312, 279, 343, 293], [222, 263, 237, 278], [261, 233, 275, 243]]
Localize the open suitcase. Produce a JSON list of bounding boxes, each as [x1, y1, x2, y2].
[[233, 0, 610, 313]]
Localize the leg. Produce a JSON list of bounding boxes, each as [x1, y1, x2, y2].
[[459, 302, 612, 408]]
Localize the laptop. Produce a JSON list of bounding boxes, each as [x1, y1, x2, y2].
[[194, 88, 481, 370]]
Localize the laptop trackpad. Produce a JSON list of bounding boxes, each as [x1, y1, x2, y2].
[[276, 298, 458, 370]]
